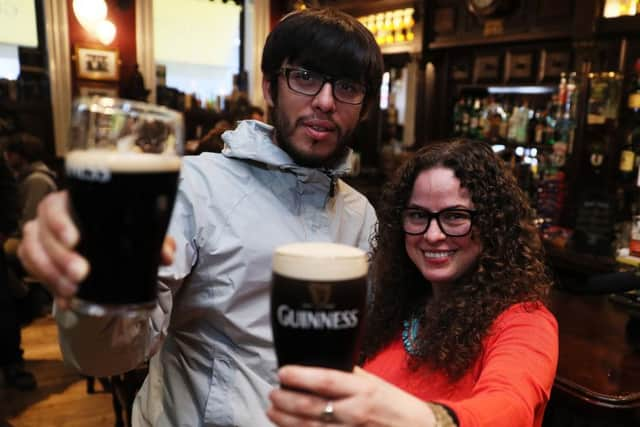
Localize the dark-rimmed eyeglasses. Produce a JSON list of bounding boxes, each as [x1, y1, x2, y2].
[[279, 67, 367, 105], [402, 208, 476, 237]]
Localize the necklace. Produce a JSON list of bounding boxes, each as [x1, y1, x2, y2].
[[402, 313, 421, 356]]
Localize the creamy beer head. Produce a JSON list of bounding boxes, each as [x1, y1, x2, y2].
[[66, 150, 181, 175], [272, 242, 367, 282], [271, 242, 368, 371]]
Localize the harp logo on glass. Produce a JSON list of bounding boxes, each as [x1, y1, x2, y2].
[[308, 282, 333, 307]]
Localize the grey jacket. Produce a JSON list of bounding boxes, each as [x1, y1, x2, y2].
[[56, 120, 377, 426]]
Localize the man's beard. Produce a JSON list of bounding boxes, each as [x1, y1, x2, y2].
[[271, 106, 353, 168]]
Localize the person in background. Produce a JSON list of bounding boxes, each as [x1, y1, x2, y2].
[[249, 105, 265, 122], [17, 8, 383, 426], [3, 133, 57, 305], [3, 133, 58, 239], [193, 119, 233, 154], [0, 141, 18, 243], [0, 150, 36, 391], [268, 139, 558, 427]]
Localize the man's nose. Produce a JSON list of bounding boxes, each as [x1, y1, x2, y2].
[[311, 82, 337, 113]]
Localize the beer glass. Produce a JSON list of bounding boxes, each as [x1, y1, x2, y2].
[[67, 97, 183, 317], [270, 242, 368, 371]]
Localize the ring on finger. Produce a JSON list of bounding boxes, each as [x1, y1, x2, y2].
[[320, 400, 336, 423]]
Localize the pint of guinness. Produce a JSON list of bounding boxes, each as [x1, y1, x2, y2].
[[67, 97, 183, 317], [270, 242, 368, 371]]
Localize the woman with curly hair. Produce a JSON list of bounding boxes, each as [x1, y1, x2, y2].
[[268, 139, 558, 427]]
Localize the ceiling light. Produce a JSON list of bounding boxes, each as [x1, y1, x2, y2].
[[96, 19, 117, 45], [72, 0, 107, 31]]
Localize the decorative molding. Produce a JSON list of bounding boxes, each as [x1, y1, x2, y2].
[[136, 0, 156, 103], [43, 0, 72, 157], [246, 0, 270, 110], [403, 59, 418, 147]]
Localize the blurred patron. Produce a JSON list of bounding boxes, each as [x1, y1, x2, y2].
[[0, 150, 36, 391]]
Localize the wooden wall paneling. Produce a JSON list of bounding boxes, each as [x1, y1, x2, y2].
[[531, 0, 574, 32], [429, 0, 573, 49], [472, 49, 503, 84], [463, 0, 528, 38], [504, 49, 538, 84], [414, 56, 428, 146], [573, 0, 600, 40], [433, 50, 452, 141]]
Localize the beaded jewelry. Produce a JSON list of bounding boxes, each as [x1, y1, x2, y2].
[[402, 313, 421, 356]]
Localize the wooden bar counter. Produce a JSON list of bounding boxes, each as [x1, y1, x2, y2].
[[543, 289, 640, 426]]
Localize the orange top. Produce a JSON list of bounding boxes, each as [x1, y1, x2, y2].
[[364, 304, 559, 427]]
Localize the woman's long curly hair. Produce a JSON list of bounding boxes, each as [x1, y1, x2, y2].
[[361, 138, 552, 381]]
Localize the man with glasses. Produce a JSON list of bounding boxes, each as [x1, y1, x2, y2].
[[18, 8, 383, 427]]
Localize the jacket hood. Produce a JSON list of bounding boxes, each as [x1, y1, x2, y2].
[[220, 120, 353, 178]]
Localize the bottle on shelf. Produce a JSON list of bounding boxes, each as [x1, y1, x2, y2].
[[461, 97, 471, 137], [452, 98, 465, 136], [619, 135, 636, 184], [469, 98, 482, 139], [627, 59, 640, 185], [616, 58, 640, 255]]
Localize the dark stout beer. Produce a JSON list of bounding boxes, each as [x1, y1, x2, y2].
[[270, 242, 368, 371], [66, 151, 180, 316]]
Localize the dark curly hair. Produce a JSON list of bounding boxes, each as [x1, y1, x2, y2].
[[361, 138, 552, 381], [261, 8, 383, 117]]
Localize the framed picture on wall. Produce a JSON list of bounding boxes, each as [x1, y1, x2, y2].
[[450, 55, 472, 82], [473, 54, 501, 83], [75, 45, 119, 81], [78, 82, 118, 98], [539, 50, 571, 82], [505, 51, 534, 82]]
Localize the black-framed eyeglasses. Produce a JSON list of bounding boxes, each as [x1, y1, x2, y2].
[[279, 67, 367, 105], [402, 207, 477, 237]]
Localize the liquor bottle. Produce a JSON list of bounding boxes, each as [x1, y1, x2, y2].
[[469, 98, 481, 139], [621, 59, 640, 254], [628, 59, 640, 115], [461, 97, 471, 137], [452, 98, 464, 136], [627, 59, 640, 185], [499, 99, 511, 140], [619, 136, 636, 183], [557, 73, 567, 122], [529, 109, 544, 146], [564, 72, 579, 153], [516, 101, 531, 145], [507, 105, 519, 141]]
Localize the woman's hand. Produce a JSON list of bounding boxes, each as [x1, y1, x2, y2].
[[267, 366, 437, 427]]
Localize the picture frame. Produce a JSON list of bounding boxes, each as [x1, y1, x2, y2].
[[78, 82, 119, 98], [473, 54, 501, 83], [505, 51, 534, 82], [433, 7, 456, 34], [75, 45, 119, 81], [450, 56, 472, 82], [539, 50, 571, 82]]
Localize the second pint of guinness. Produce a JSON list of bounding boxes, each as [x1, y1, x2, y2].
[[270, 242, 368, 371]]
